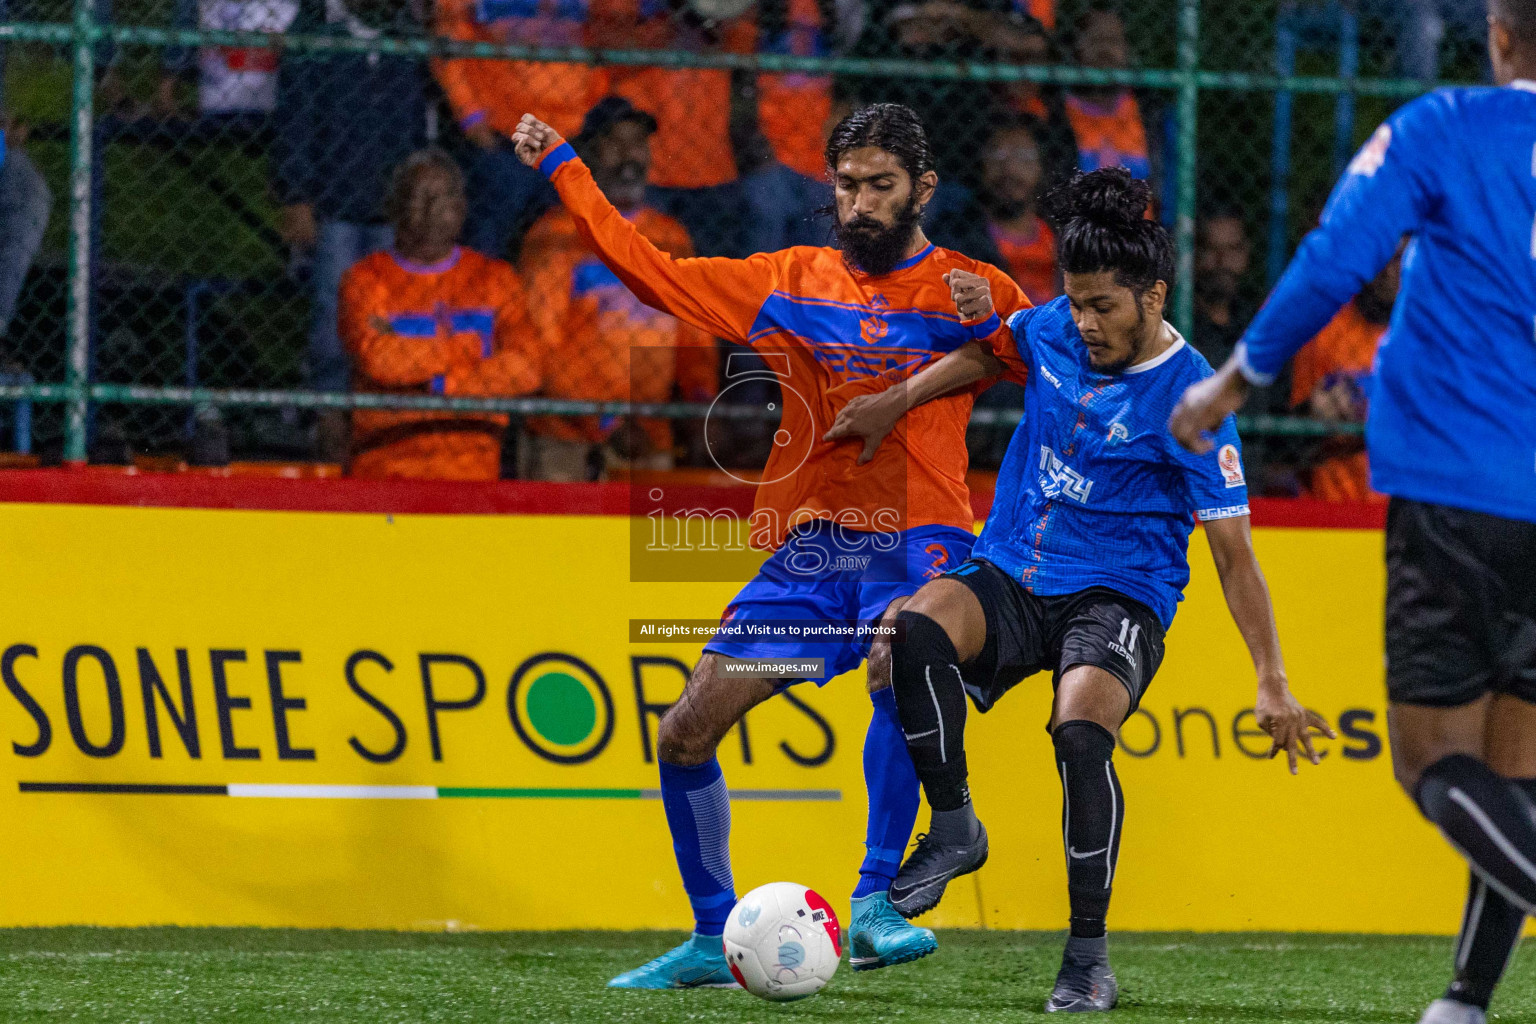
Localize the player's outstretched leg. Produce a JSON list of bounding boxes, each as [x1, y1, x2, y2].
[[887, 608, 988, 919], [608, 655, 774, 990], [849, 684, 938, 970], [1045, 713, 1125, 1013]]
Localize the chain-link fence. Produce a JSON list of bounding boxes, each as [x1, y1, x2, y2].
[[0, 0, 1479, 491]]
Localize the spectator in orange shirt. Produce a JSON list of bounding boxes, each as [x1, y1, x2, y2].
[[924, 115, 1055, 469], [518, 98, 719, 480], [340, 149, 541, 480], [742, 0, 836, 252], [929, 116, 1058, 306], [992, 9, 1079, 186], [1289, 255, 1402, 503], [593, 0, 752, 257], [1064, 6, 1154, 184], [433, 0, 600, 258], [975, 117, 1057, 305]]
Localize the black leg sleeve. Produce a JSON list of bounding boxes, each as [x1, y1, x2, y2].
[[1416, 754, 1536, 914], [1054, 719, 1124, 939], [890, 611, 970, 811], [1441, 776, 1536, 1010]]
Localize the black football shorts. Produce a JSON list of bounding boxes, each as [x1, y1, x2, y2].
[[941, 557, 1166, 718], [1385, 498, 1536, 707]]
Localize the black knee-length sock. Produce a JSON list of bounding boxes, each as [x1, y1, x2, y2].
[[890, 611, 970, 811], [1055, 720, 1124, 939]]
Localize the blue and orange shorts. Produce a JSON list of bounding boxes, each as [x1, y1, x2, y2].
[[703, 520, 976, 684]]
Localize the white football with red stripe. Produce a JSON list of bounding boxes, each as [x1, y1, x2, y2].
[[722, 882, 842, 1001]]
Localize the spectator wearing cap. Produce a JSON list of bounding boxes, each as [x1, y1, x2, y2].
[[340, 149, 541, 480], [591, 0, 755, 258], [518, 98, 718, 481], [434, 0, 601, 259], [270, 0, 435, 458], [1063, 6, 1156, 186], [740, 0, 837, 253]]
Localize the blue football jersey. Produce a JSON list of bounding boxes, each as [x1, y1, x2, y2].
[[976, 298, 1249, 628], [1239, 82, 1536, 524]]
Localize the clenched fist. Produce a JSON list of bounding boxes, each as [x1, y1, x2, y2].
[[511, 114, 559, 168], [944, 268, 993, 323]]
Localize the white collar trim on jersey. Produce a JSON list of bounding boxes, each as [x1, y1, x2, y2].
[[1512, 80, 1536, 92], [1123, 326, 1187, 374]]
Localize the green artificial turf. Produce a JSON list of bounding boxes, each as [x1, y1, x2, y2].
[[0, 928, 1530, 1023]]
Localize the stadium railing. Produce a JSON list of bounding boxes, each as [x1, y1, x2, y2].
[[0, 0, 1456, 465]]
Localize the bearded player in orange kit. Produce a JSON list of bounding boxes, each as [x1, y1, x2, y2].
[[511, 103, 1028, 987]]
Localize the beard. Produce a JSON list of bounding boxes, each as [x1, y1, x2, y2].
[[1092, 302, 1149, 375], [833, 195, 924, 276]]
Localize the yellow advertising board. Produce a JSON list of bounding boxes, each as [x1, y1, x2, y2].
[[0, 479, 1460, 933]]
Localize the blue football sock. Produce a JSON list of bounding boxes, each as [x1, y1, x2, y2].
[[658, 757, 736, 936], [855, 686, 921, 899]]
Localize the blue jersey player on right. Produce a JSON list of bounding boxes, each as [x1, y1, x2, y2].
[[825, 169, 1331, 1013], [1172, 5, 1536, 1024]]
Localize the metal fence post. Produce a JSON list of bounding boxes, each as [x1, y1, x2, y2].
[[63, 0, 96, 464], [1174, 0, 1199, 343]]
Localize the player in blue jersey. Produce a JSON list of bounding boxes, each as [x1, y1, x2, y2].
[[825, 168, 1331, 1012], [1170, 5, 1536, 1023]]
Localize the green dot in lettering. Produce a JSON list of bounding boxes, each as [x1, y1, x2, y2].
[[526, 672, 597, 746]]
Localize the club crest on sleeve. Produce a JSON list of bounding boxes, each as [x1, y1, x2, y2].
[[1219, 444, 1245, 488], [1348, 124, 1392, 177]]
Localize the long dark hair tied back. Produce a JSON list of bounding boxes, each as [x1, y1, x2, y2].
[[1040, 167, 1173, 295]]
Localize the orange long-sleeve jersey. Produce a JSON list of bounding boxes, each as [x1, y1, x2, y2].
[[520, 205, 718, 451], [341, 247, 540, 481], [534, 138, 1030, 547], [433, 0, 599, 139]]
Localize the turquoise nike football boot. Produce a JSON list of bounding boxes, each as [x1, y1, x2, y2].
[[607, 933, 741, 989], [848, 891, 938, 971]]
